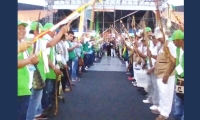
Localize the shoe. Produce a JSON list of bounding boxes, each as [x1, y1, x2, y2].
[[143, 99, 150, 103], [64, 88, 70, 92], [137, 87, 144, 91], [76, 77, 80, 81], [151, 110, 160, 115], [34, 114, 48, 120], [79, 71, 82, 74], [128, 76, 132, 80], [150, 105, 158, 111], [72, 79, 77, 82], [141, 90, 148, 95], [142, 91, 148, 95], [34, 114, 41, 117], [128, 77, 135, 81], [132, 81, 137, 86], [155, 115, 167, 120]]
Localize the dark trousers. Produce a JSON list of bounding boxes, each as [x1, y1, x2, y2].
[[68, 60, 72, 79], [84, 54, 89, 67], [88, 54, 92, 66], [81, 64, 86, 72], [107, 49, 111, 56], [129, 63, 134, 77], [41, 79, 56, 117], [60, 68, 70, 89], [92, 51, 95, 62], [18, 95, 30, 120], [42, 79, 56, 109]]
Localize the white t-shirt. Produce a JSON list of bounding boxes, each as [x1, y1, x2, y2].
[[138, 45, 147, 56], [43, 34, 56, 65], [179, 48, 184, 63], [56, 40, 69, 64], [158, 41, 177, 58], [148, 43, 158, 68]]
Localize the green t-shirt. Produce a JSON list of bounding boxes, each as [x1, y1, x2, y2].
[[46, 47, 56, 79], [36, 54, 46, 81], [33, 39, 47, 80], [83, 42, 89, 52], [67, 41, 76, 60], [176, 47, 184, 78], [80, 46, 84, 58], [18, 48, 32, 96]]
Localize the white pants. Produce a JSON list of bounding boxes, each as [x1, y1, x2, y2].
[[146, 73, 159, 105], [111, 48, 115, 56], [157, 75, 175, 118], [133, 62, 141, 81], [119, 48, 122, 57], [125, 61, 129, 68]]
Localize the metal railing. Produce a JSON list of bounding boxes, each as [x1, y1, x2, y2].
[[52, 0, 166, 6]]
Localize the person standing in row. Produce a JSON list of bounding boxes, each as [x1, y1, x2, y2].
[[170, 30, 184, 120], [18, 21, 39, 120], [153, 27, 177, 120]]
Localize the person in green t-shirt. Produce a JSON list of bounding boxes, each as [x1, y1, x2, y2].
[[79, 34, 88, 73], [34, 23, 63, 119], [26, 22, 48, 120], [18, 21, 39, 120], [169, 30, 184, 120], [66, 31, 80, 81]]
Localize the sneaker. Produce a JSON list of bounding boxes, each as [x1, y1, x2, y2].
[[72, 79, 77, 82], [128, 76, 134, 81], [143, 99, 150, 103], [151, 110, 160, 115], [141, 90, 148, 95], [76, 77, 80, 81], [137, 87, 144, 91], [156, 115, 167, 120], [64, 88, 70, 92], [150, 105, 158, 111], [34, 114, 48, 120], [132, 81, 137, 86], [34, 114, 41, 117]]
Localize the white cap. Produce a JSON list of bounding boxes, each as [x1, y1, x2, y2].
[[136, 32, 141, 37], [139, 29, 143, 33], [154, 27, 166, 39]]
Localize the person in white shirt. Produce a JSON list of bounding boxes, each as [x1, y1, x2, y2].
[[56, 34, 71, 92], [65, 31, 80, 81], [143, 35, 160, 112], [152, 27, 177, 120]]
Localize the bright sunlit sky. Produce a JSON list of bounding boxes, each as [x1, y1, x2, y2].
[[18, 0, 184, 7]]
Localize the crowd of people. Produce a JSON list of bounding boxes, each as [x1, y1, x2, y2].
[[117, 26, 184, 120], [18, 20, 103, 120], [18, 19, 184, 120]]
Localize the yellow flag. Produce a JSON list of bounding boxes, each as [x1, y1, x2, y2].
[[39, 50, 42, 57], [78, 9, 84, 40], [99, 0, 103, 3]]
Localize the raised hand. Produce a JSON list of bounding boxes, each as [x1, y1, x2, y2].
[[18, 41, 33, 53]]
